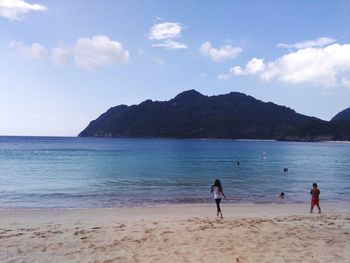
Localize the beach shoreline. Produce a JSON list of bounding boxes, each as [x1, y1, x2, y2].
[[1, 203, 349, 262], [1, 201, 350, 218]]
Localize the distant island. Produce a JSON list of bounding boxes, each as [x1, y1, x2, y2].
[[79, 90, 350, 141]]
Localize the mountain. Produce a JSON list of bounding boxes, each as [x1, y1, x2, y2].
[[331, 107, 350, 122], [79, 90, 350, 141]]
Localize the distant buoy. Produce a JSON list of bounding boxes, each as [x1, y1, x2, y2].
[[284, 168, 288, 172]]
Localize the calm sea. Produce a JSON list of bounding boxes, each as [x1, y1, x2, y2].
[[0, 136, 349, 208]]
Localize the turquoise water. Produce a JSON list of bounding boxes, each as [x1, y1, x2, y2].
[[0, 136, 349, 208]]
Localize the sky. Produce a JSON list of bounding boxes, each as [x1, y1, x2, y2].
[[1, 0, 350, 136]]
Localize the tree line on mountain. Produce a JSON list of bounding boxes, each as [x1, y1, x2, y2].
[[79, 90, 350, 141]]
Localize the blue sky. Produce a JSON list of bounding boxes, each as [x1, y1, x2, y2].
[[1, 0, 350, 136]]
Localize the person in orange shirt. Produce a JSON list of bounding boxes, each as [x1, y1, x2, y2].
[[310, 183, 321, 214]]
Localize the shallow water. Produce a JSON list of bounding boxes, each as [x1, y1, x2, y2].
[[0, 136, 349, 208]]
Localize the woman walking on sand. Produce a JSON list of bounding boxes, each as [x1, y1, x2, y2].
[[211, 179, 228, 219]]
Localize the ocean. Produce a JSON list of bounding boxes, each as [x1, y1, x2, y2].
[[0, 136, 349, 208]]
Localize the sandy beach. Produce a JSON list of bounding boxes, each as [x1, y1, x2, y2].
[[1, 202, 350, 263]]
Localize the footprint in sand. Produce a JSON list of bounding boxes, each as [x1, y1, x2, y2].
[[115, 224, 126, 229], [121, 236, 131, 241], [161, 231, 174, 235], [73, 230, 87, 236], [6, 233, 24, 238], [48, 230, 64, 234]]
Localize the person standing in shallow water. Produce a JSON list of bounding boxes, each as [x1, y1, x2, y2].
[[211, 179, 228, 219], [310, 183, 321, 214]]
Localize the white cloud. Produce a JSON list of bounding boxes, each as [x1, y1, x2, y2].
[[342, 78, 350, 89], [277, 37, 336, 49], [0, 0, 46, 20], [152, 40, 188, 50], [9, 41, 48, 59], [217, 74, 231, 80], [51, 47, 71, 66], [229, 58, 264, 76], [147, 21, 188, 50], [10, 36, 130, 70], [230, 43, 350, 88], [73, 36, 130, 70], [245, 58, 265, 74], [199, 41, 242, 62], [230, 66, 245, 76], [151, 57, 165, 66], [153, 16, 163, 22], [148, 22, 183, 40]]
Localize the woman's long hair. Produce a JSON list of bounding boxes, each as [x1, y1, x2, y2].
[[212, 179, 223, 192]]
